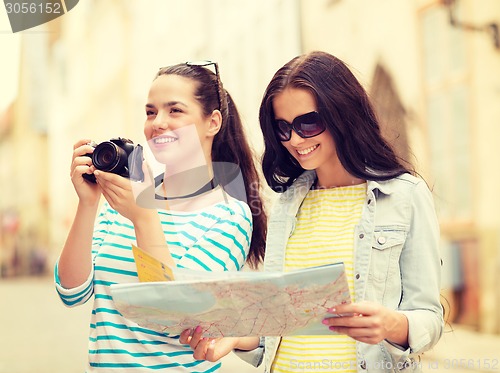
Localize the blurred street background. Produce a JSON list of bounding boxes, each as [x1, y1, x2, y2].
[[1, 0, 500, 371]]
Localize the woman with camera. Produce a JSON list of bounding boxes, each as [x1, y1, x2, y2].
[[54, 61, 267, 372]]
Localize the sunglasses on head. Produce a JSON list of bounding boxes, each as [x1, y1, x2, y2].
[[186, 60, 221, 110], [158, 60, 222, 110], [274, 111, 326, 142]]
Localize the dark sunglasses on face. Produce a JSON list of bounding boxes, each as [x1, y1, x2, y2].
[[274, 111, 326, 142]]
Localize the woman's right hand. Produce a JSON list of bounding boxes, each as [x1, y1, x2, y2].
[[70, 139, 101, 206], [179, 327, 240, 362], [179, 327, 260, 362]]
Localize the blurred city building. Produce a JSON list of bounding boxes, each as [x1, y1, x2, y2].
[[1, 0, 499, 337]]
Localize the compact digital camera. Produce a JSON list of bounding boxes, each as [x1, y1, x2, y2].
[[83, 137, 144, 183]]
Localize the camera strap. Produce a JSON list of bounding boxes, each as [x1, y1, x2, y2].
[[153, 174, 219, 201]]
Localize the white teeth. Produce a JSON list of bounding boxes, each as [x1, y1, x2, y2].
[[154, 137, 177, 144], [297, 144, 318, 155]]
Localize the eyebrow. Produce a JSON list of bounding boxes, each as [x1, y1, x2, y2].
[[274, 117, 291, 125], [274, 117, 289, 122], [145, 101, 188, 109]]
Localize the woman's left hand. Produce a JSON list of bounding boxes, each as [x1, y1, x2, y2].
[[179, 327, 240, 362], [94, 170, 151, 222], [322, 301, 409, 346]]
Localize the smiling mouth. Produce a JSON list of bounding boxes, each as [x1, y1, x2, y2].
[[297, 144, 319, 155], [153, 136, 178, 144]]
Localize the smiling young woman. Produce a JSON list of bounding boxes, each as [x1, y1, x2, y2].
[[182, 51, 443, 373], [55, 61, 267, 372]]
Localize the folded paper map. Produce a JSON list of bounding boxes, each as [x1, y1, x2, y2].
[[111, 262, 350, 337], [131, 244, 174, 282]]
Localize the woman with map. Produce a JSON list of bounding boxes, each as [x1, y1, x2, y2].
[[181, 51, 443, 373]]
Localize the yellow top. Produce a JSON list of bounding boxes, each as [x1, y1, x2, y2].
[[272, 183, 366, 373]]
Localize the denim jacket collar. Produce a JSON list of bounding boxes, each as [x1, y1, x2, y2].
[[282, 170, 394, 200]]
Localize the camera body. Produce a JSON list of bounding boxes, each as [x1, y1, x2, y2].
[[83, 137, 144, 183]]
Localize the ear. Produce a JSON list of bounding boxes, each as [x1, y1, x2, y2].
[[206, 109, 222, 137]]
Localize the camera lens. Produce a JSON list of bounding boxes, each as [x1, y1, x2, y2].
[[92, 142, 128, 172]]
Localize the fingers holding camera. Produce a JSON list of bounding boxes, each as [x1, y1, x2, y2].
[[95, 169, 126, 197], [95, 170, 143, 221], [71, 139, 95, 176], [72, 138, 92, 152], [71, 139, 101, 205]]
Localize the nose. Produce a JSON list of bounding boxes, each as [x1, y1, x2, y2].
[[289, 130, 305, 147], [152, 111, 169, 131]]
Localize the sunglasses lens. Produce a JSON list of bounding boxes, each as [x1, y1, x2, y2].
[[274, 112, 324, 141], [276, 120, 291, 141], [296, 112, 325, 138]]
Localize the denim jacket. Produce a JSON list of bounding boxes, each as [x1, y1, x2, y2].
[[236, 170, 443, 373]]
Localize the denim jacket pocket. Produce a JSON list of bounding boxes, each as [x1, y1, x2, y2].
[[367, 227, 407, 306]]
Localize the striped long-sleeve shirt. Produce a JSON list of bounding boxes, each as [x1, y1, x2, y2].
[[55, 198, 252, 372]]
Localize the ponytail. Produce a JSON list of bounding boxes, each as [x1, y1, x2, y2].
[[212, 91, 267, 268]]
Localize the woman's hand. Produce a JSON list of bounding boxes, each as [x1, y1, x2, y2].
[[322, 301, 409, 347], [93, 159, 156, 221], [70, 139, 101, 206], [94, 168, 152, 223], [179, 327, 240, 362], [95, 162, 174, 266]]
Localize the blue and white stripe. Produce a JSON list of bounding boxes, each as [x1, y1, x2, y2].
[[55, 198, 252, 372]]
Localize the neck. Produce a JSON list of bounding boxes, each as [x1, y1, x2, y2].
[[160, 164, 214, 199], [315, 167, 365, 189]]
